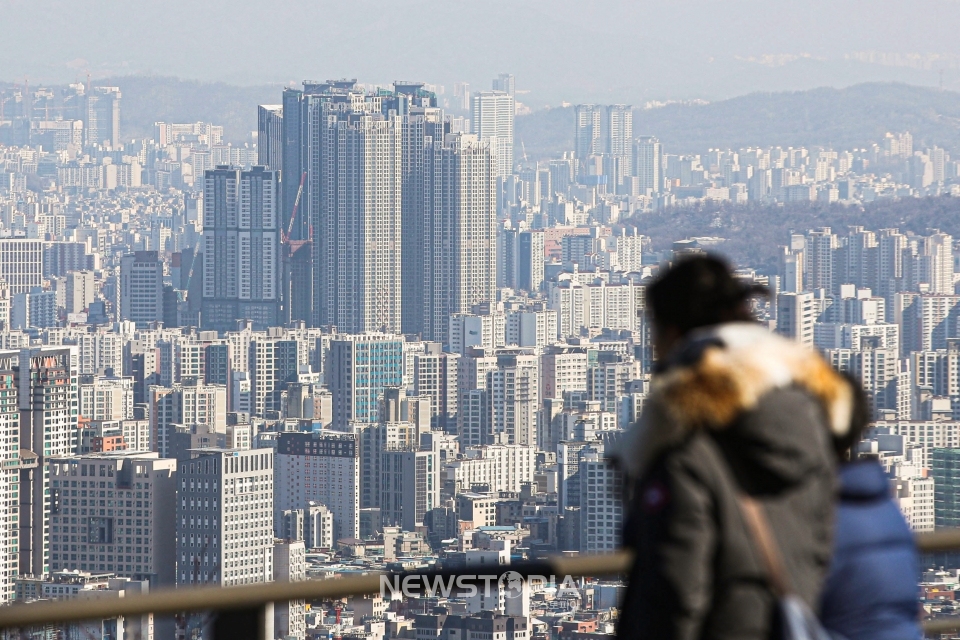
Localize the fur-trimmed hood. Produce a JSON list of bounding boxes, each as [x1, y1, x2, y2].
[[611, 322, 855, 479]]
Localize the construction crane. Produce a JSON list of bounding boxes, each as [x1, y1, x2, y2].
[[182, 246, 201, 295], [281, 171, 307, 244], [280, 171, 308, 324], [332, 602, 344, 640]]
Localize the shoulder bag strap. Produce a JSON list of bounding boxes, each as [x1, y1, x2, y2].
[[737, 494, 792, 598]]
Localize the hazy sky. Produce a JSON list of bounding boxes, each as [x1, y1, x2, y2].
[[4, 0, 960, 104]]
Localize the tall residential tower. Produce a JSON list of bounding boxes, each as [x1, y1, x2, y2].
[[201, 166, 281, 331]]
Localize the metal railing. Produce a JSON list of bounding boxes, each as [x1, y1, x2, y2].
[[0, 551, 632, 638], [0, 531, 958, 637]]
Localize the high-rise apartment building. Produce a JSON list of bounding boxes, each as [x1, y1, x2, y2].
[[273, 540, 306, 639], [805, 228, 839, 293], [472, 91, 514, 178], [248, 338, 299, 417], [176, 448, 274, 586], [843, 227, 879, 293], [633, 136, 663, 194], [274, 432, 359, 541], [456, 348, 500, 447], [16, 347, 79, 576], [11, 288, 57, 329], [499, 229, 545, 294], [281, 87, 306, 240], [0, 351, 19, 602], [48, 452, 177, 585], [916, 295, 960, 352], [0, 239, 44, 295], [120, 252, 163, 328], [149, 380, 227, 459], [606, 105, 633, 170], [488, 351, 540, 446], [421, 133, 497, 344], [492, 74, 516, 96], [84, 86, 121, 148], [541, 345, 589, 401], [413, 347, 460, 432], [399, 102, 445, 337], [574, 104, 603, 163], [327, 334, 404, 427], [79, 375, 133, 422], [578, 447, 623, 553], [355, 420, 420, 512], [381, 448, 439, 531], [517, 231, 545, 293], [921, 232, 954, 295], [257, 105, 283, 172], [201, 166, 280, 331], [878, 229, 907, 301], [443, 443, 535, 495], [311, 102, 403, 333], [65, 270, 96, 315], [776, 292, 816, 347], [574, 105, 602, 164], [844, 337, 899, 419], [933, 448, 960, 528], [0, 280, 9, 331]]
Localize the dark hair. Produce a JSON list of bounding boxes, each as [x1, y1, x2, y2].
[[646, 255, 766, 334]]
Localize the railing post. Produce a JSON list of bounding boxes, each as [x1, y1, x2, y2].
[[212, 602, 273, 640]]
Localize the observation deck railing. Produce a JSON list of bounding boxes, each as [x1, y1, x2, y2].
[[1, 530, 959, 638]]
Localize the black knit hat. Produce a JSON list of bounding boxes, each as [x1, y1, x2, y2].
[[646, 255, 767, 334]]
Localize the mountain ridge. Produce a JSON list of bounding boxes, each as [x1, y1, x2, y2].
[[517, 82, 960, 159]]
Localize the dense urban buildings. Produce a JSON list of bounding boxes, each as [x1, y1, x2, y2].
[[4, 70, 960, 638]]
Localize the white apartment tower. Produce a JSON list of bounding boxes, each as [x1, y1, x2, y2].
[[633, 136, 663, 194], [472, 91, 515, 177], [606, 105, 633, 175], [176, 448, 275, 586], [921, 232, 954, 295], [776, 292, 815, 347], [422, 134, 497, 344], [444, 443, 535, 495], [805, 228, 839, 293], [312, 103, 403, 333], [489, 351, 540, 446]]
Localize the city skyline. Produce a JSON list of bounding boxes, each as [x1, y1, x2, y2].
[[2, 32, 960, 637]]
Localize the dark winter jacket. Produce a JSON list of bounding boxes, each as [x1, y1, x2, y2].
[[819, 461, 921, 640], [612, 323, 851, 640]]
